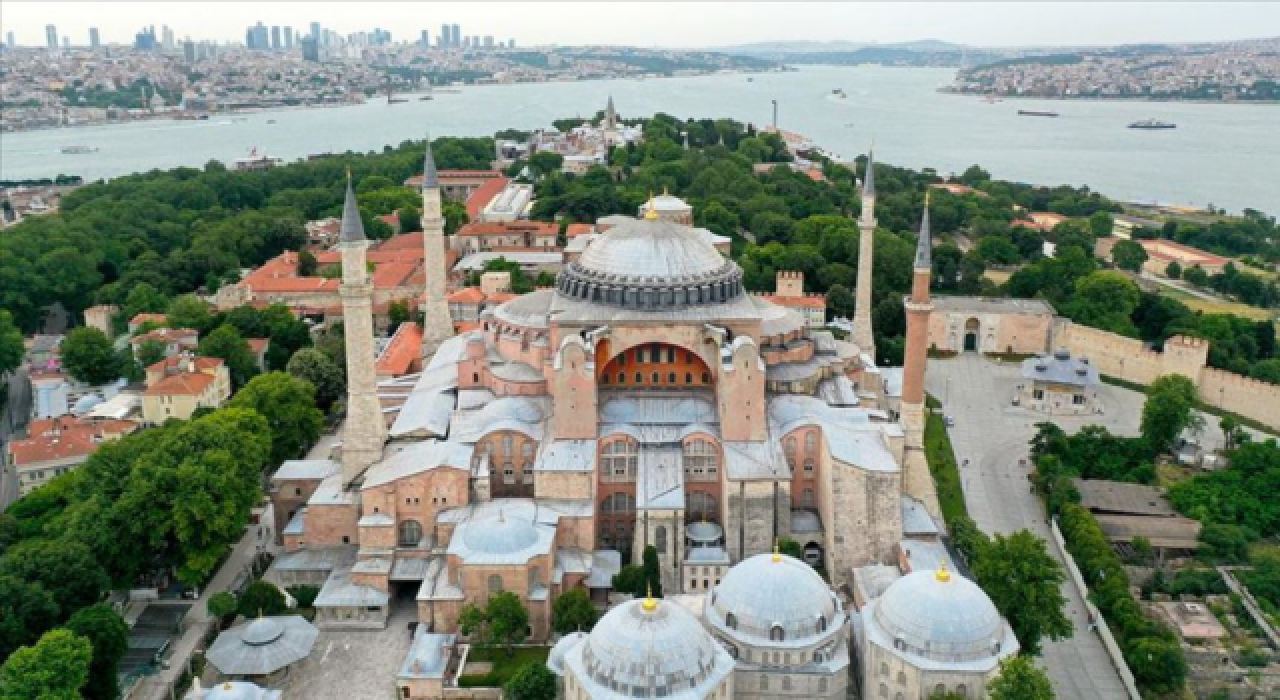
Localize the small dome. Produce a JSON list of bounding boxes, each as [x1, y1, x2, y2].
[[573, 597, 732, 697], [686, 521, 723, 543], [200, 681, 276, 700], [873, 568, 1011, 663], [708, 552, 838, 642], [241, 617, 284, 646], [647, 193, 691, 211], [462, 511, 539, 555], [547, 631, 587, 676]]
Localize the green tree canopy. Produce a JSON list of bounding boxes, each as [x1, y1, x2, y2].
[[970, 530, 1073, 655], [65, 604, 128, 700], [286, 347, 345, 412], [504, 662, 557, 700], [237, 581, 287, 619], [198, 324, 259, 388], [1141, 374, 1201, 454], [60, 327, 120, 386], [0, 540, 109, 616], [459, 592, 530, 657], [0, 311, 23, 376], [1165, 260, 1182, 279], [987, 655, 1055, 700], [0, 576, 59, 662], [551, 588, 598, 635], [135, 338, 167, 369], [1111, 239, 1148, 272], [0, 629, 91, 700], [228, 372, 324, 464], [165, 295, 212, 331]]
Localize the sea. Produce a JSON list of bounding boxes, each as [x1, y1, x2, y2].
[[3, 65, 1277, 214]]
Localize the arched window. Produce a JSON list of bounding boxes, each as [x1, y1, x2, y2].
[[817, 614, 827, 632], [803, 489, 815, 508], [601, 492, 633, 513], [934, 684, 946, 696], [688, 491, 717, 520], [760, 675, 768, 690], [956, 684, 968, 697], [655, 526, 667, 554], [521, 442, 533, 460], [725, 612, 737, 629], [488, 574, 503, 593], [878, 683, 888, 699], [685, 372, 692, 384], [602, 439, 638, 481], [804, 431, 817, 454], [501, 434, 513, 456], [784, 437, 797, 466], [879, 662, 889, 677], [398, 520, 423, 547], [683, 439, 718, 481], [503, 462, 514, 484], [803, 459, 815, 474], [770, 624, 785, 642], [897, 671, 906, 685]]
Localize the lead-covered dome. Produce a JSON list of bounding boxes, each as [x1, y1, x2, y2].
[[461, 512, 540, 555], [566, 597, 733, 698], [556, 217, 743, 310], [707, 552, 841, 642], [872, 568, 1014, 663]]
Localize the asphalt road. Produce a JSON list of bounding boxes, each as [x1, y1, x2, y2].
[[927, 353, 1132, 700]]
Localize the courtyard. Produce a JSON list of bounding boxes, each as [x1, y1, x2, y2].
[[274, 601, 416, 700]]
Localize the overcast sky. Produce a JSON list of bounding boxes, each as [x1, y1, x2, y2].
[[4, 2, 1277, 49]]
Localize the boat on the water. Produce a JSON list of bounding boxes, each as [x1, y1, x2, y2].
[[1018, 110, 1059, 118], [60, 145, 98, 154], [234, 147, 282, 172], [419, 96, 434, 101], [1129, 119, 1176, 130], [832, 88, 847, 98]]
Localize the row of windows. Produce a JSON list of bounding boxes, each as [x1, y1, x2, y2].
[[600, 371, 710, 386]]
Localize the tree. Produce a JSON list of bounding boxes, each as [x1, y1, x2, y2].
[[0, 311, 22, 377], [165, 295, 211, 331], [120, 282, 169, 325], [1111, 240, 1148, 272], [1220, 415, 1245, 452], [987, 655, 1054, 700], [528, 151, 565, 177], [1141, 374, 1201, 454], [197, 324, 258, 387], [0, 629, 92, 700], [135, 338, 167, 368], [825, 284, 854, 320], [460, 592, 530, 657], [228, 372, 325, 464], [777, 537, 804, 560], [207, 591, 239, 627], [504, 662, 557, 700], [642, 545, 663, 597], [1165, 261, 1182, 279], [388, 300, 411, 331], [296, 250, 318, 277], [0, 539, 109, 615], [1060, 271, 1141, 336], [970, 530, 1073, 655], [237, 581, 287, 619], [0, 576, 59, 662], [1184, 264, 1209, 287], [65, 604, 128, 700], [611, 565, 647, 597], [975, 235, 1021, 265], [552, 589, 597, 635], [286, 348, 345, 412], [60, 327, 120, 386], [287, 585, 320, 608], [1251, 359, 1280, 385], [1089, 210, 1114, 238]]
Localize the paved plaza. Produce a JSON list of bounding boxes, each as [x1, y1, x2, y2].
[[275, 602, 416, 700]]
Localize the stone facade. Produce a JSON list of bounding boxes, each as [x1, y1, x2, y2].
[[927, 297, 1056, 355]]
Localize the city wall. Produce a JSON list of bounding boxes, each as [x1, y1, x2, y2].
[[1052, 321, 1280, 431]]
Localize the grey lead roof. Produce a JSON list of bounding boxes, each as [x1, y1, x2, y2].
[[339, 177, 365, 243], [398, 630, 454, 680], [862, 147, 875, 198], [1021, 348, 1100, 388], [914, 199, 932, 269], [422, 137, 439, 190]]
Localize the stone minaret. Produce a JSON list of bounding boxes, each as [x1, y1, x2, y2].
[[852, 148, 877, 361], [420, 137, 454, 358], [337, 174, 386, 484], [900, 193, 942, 518], [604, 95, 617, 131]]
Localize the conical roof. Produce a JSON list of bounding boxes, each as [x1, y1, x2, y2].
[[422, 136, 439, 190], [915, 193, 932, 269], [339, 175, 365, 243], [862, 147, 875, 197]]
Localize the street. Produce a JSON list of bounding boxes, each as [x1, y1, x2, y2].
[[0, 366, 31, 509], [927, 353, 1134, 700]]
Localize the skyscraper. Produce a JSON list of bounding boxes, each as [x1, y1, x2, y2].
[[450, 24, 461, 48], [439, 23, 449, 48], [134, 26, 157, 50], [271, 26, 281, 50], [246, 22, 269, 50], [310, 21, 322, 44], [5, 31, 15, 49], [484, 35, 494, 48], [183, 40, 195, 63], [162, 25, 174, 49], [284, 27, 293, 49], [300, 37, 319, 62], [89, 28, 100, 49], [45, 24, 58, 49], [420, 30, 429, 48]]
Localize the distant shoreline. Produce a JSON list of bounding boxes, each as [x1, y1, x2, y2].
[[936, 88, 1280, 106]]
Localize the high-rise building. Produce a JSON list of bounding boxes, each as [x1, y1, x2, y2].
[[134, 26, 157, 50], [300, 37, 320, 62], [5, 31, 15, 49], [450, 24, 461, 48], [310, 21, 322, 44], [271, 26, 281, 50], [89, 28, 100, 48], [246, 22, 269, 50], [182, 40, 196, 63], [483, 35, 494, 48], [439, 23, 450, 48], [509, 38, 516, 48], [62, 37, 70, 49], [45, 24, 58, 49], [162, 25, 174, 49], [420, 30, 429, 48], [284, 27, 293, 49]]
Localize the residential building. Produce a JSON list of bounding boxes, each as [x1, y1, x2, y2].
[[5, 415, 139, 495], [141, 355, 232, 424]]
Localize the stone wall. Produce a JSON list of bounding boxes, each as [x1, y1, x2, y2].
[[1054, 321, 1280, 430]]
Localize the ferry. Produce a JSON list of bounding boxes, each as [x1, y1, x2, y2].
[[60, 145, 98, 154], [832, 88, 847, 98], [1017, 110, 1059, 118], [233, 147, 283, 172], [1128, 119, 1176, 130]]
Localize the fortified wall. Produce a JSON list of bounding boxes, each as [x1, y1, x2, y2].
[[1052, 320, 1280, 430]]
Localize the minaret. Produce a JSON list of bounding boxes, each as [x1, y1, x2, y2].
[[604, 95, 617, 132], [337, 172, 387, 484], [851, 148, 877, 360], [900, 192, 942, 518], [419, 136, 454, 358]]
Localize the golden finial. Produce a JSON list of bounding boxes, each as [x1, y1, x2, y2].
[[644, 190, 658, 220], [641, 583, 657, 612], [935, 560, 951, 583], [925, 190, 932, 207], [772, 539, 782, 563], [663, 184, 669, 196]]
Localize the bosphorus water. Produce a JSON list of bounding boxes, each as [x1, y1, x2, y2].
[[3, 66, 1277, 214]]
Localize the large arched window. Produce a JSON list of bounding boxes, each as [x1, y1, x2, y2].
[[804, 431, 817, 454], [784, 436, 797, 467], [687, 490, 717, 521], [501, 434, 513, 456], [488, 574, 503, 593], [602, 439, 638, 482], [683, 439, 718, 481], [770, 624, 785, 642], [398, 520, 423, 547], [521, 442, 533, 460]]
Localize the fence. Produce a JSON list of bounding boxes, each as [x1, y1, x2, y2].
[[1048, 518, 1143, 700]]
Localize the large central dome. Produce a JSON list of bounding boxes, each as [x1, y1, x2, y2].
[[556, 217, 744, 310]]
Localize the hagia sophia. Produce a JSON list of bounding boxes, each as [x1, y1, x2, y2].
[[266, 121, 1020, 698]]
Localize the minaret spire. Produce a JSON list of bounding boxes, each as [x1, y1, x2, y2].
[[899, 192, 941, 518], [337, 171, 386, 484], [420, 134, 454, 358], [851, 146, 877, 361]]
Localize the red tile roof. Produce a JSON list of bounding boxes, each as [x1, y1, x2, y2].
[[565, 224, 595, 237], [145, 372, 217, 397], [465, 176, 511, 221], [130, 313, 167, 327], [448, 287, 487, 304], [147, 355, 225, 374], [455, 221, 558, 238], [8, 416, 138, 466], [376, 322, 423, 377], [761, 294, 827, 310], [131, 328, 198, 346], [246, 338, 270, 355], [404, 170, 503, 187]]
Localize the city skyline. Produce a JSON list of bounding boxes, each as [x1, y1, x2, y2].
[[6, 1, 1279, 49]]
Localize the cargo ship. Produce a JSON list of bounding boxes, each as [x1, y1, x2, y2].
[[1017, 109, 1059, 118]]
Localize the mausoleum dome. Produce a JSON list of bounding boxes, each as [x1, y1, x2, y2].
[[708, 552, 840, 642], [872, 567, 1012, 663]]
